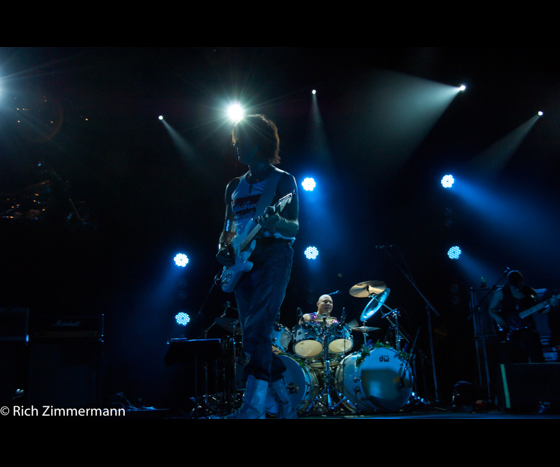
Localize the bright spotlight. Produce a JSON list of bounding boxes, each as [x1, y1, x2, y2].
[[459, 85, 466, 91], [538, 111, 544, 116], [447, 246, 462, 260], [175, 312, 191, 326], [302, 177, 316, 191], [174, 253, 189, 267], [228, 103, 244, 123], [158, 115, 164, 120], [304, 246, 319, 260], [312, 89, 317, 95], [441, 174, 455, 188]]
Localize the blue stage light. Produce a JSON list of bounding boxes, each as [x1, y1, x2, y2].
[[174, 253, 189, 267], [447, 246, 462, 260], [441, 174, 455, 188], [302, 177, 316, 192], [175, 312, 191, 326], [304, 246, 319, 260]]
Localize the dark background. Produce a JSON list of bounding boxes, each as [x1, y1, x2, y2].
[[2, 47, 560, 408]]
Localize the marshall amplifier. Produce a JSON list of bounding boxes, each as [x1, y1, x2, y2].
[[31, 316, 104, 342], [28, 316, 104, 408]]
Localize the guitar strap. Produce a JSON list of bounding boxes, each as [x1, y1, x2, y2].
[[253, 167, 283, 218]]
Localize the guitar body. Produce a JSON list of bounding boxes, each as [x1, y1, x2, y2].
[[220, 238, 256, 293]]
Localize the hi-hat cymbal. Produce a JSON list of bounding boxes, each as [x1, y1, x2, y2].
[[215, 317, 241, 335], [352, 326, 381, 333], [349, 280, 386, 298]]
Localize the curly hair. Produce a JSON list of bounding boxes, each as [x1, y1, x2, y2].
[[232, 114, 281, 164]]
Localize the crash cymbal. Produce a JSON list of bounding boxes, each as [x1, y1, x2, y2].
[[352, 326, 381, 333], [360, 288, 390, 321], [349, 280, 386, 298]]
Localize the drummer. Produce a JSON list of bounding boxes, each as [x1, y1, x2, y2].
[[301, 294, 339, 327]]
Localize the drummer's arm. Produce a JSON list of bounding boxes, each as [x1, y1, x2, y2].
[[301, 314, 312, 323]]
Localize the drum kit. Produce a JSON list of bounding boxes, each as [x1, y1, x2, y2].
[[215, 280, 415, 416]]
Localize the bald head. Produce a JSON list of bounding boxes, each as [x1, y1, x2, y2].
[[317, 295, 333, 315]]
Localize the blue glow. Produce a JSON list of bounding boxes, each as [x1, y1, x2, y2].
[[174, 253, 189, 267], [441, 174, 455, 188], [304, 246, 319, 260], [302, 177, 316, 191], [447, 246, 462, 260], [175, 312, 191, 326]]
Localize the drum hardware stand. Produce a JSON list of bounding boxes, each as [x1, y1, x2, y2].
[[379, 246, 441, 403], [305, 315, 348, 414], [380, 306, 411, 351]]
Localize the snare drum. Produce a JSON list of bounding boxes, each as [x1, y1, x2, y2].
[[328, 324, 353, 354], [293, 322, 323, 358], [271, 323, 292, 354], [265, 354, 320, 414], [335, 346, 413, 413]]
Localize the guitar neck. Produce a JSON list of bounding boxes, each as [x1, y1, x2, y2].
[[239, 224, 262, 251], [518, 294, 559, 319]]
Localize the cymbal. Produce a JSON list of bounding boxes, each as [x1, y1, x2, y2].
[[352, 326, 380, 333], [360, 288, 390, 322], [215, 317, 241, 335], [349, 280, 386, 298]]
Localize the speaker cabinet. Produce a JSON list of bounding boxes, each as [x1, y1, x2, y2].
[[27, 316, 104, 408], [28, 340, 104, 408]]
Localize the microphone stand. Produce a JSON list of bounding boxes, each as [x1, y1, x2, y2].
[[469, 268, 509, 404], [380, 246, 441, 403]]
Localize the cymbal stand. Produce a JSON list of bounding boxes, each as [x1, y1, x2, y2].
[[381, 307, 407, 351], [306, 315, 347, 414]]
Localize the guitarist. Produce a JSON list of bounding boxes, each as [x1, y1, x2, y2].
[[488, 270, 544, 363], [215, 114, 299, 419]]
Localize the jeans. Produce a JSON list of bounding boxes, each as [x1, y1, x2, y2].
[[234, 240, 293, 383]]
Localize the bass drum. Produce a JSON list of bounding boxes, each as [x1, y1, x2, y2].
[[335, 347, 413, 413], [266, 354, 320, 415]]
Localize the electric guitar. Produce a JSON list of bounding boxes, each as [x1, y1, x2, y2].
[[219, 192, 293, 293], [496, 293, 560, 341]]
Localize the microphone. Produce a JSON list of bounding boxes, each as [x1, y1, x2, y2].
[[297, 307, 303, 321], [375, 245, 393, 249], [503, 267, 511, 275]]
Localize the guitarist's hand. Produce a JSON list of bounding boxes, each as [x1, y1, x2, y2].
[[216, 244, 236, 267], [256, 206, 280, 232]]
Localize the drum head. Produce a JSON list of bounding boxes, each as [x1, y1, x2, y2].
[[359, 347, 412, 412], [329, 338, 353, 354]]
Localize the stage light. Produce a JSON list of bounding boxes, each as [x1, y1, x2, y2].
[[459, 85, 466, 91], [228, 103, 244, 123], [538, 111, 544, 116], [447, 246, 462, 260], [304, 246, 319, 260], [302, 177, 316, 191], [312, 89, 317, 95], [441, 174, 455, 188], [175, 312, 191, 326], [158, 115, 164, 120], [174, 253, 189, 267]]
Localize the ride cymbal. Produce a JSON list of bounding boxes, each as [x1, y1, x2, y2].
[[349, 280, 386, 298]]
